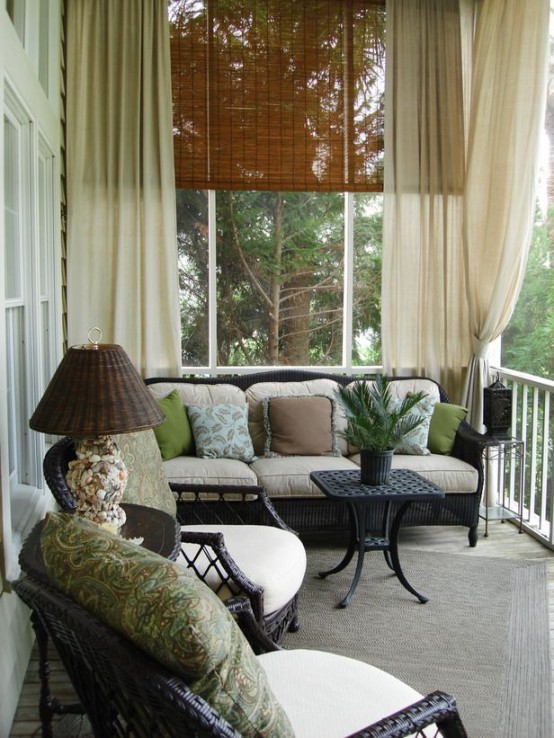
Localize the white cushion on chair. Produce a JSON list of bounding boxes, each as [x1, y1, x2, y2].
[[258, 649, 432, 738], [179, 524, 307, 615]]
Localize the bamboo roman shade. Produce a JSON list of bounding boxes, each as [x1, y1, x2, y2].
[[170, 0, 385, 192]]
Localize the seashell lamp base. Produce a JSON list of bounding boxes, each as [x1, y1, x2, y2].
[[66, 435, 128, 530]]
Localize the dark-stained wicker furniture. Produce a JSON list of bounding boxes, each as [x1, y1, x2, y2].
[[145, 369, 487, 546], [42, 436, 305, 644], [15, 521, 469, 738]]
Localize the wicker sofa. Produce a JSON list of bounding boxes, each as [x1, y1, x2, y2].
[[145, 370, 486, 546]]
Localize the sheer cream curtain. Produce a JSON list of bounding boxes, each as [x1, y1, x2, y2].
[[65, 0, 181, 376], [461, 0, 549, 428], [382, 0, 469, 403]]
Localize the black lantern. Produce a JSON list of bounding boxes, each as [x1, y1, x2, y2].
[[483, 377, 512, 438]]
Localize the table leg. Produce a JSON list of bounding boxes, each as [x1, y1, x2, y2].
[[382, 501, 394, 571], [318, 501, 358, 579], [389, 501, 429, 604], [336, 501, 367, 608]]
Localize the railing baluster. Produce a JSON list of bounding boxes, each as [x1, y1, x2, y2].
[[490, 367, 554, 550], [541, 390, 554, 544], [530, 387, 536, 529]]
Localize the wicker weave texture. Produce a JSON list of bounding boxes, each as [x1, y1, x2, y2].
[[30, 344, 164, 436]]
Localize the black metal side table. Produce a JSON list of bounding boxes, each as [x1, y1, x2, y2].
[[20, 504, 181, 738], [479, 437, 525, 537], [310, 468, 444, 608]]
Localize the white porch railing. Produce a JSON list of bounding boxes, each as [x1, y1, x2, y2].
[[490, 366, 554, 550]]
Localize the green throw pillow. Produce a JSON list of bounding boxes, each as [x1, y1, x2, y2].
[[153, 389, 193, 460], [40, 513, 294, 738], [427, 403, 468, 455], [187, 404, 256, 462]]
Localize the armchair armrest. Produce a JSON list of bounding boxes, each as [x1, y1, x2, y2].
[[179, 529, 266, 622], [347, 690, 468, 738], [451, 421, 488, 484], [224, 596, 282, 655]]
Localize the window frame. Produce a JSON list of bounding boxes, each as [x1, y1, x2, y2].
[[1, 3, 62, 587], [180, 190, 381, 376]]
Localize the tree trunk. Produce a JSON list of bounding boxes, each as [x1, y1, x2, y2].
[[268, 195, 283, 364], [281, 271, 312, 364]]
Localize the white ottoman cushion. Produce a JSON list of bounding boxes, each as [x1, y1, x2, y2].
[[179, 524, 306, 615], [258, 649, 433, 738]]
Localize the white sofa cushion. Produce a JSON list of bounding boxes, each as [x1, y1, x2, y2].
[[163, 456, 258, 486], [148, 381, 247, 407], [179, 524, 307, 615], [246, 379, 348, 456], [258, 649, 432, 738], [391, 453, 478, 492], [251, 455, 359, 497], [348, 452, 478, 493], [385, 377, 441, 403]]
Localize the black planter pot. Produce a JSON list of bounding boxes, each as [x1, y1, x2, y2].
[[359, 448, 393, 486]]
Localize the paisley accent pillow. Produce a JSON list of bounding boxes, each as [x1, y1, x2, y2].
[[40, 513, 294, 738], [116, 429, 177, 517], [393, 395, 436, 455], [187, 404, 256, 462]]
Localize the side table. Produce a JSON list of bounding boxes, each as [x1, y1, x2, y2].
[[480, 437, 525, 537], [22, 504, 181, 738], [310, 468, 444, 607]]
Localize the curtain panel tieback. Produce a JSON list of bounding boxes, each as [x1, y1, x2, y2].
[[472, 337, 489, 361]]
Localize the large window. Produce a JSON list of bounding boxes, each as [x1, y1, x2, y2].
[[177, 190, 382, 369], [171, 0, 385, 371]]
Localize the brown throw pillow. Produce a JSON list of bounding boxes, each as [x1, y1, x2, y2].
[[263, 395, 340, 456]]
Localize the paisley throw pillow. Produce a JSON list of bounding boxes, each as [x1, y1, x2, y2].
[[40, 513, 294, 738]]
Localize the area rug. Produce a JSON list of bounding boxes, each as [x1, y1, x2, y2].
[[283, 543, 551, 738]]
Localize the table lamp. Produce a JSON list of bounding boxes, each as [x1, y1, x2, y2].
[[29, 329, 165, 531]]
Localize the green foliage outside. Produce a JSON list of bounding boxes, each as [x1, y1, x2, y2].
[[177, 190, 382, 368], [501, 207, 554, 380], [178, 190, 554, 376]]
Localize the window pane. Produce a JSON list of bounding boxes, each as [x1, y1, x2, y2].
[[5, 308, 26, 479], [38, 0, 50, 94], [4, 116, 23, 301], [177, 189, 209, 366], [6, 0, 26, 44], [38, 142, 55, 389], [215, 191, 344, 366], [177, 189, 384, 369], [352, 193, 382, 366]]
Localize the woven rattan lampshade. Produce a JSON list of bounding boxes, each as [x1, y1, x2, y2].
[[29, 343, 164, 437]]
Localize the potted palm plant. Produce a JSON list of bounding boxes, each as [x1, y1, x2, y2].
[[336, 376, 427, 485]]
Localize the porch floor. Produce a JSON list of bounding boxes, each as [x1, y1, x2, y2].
[[9, 519, 554, 737]]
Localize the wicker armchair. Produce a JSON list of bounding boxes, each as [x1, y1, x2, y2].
[[42, 436, 306, 644], [15, 521, 468, 738]]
